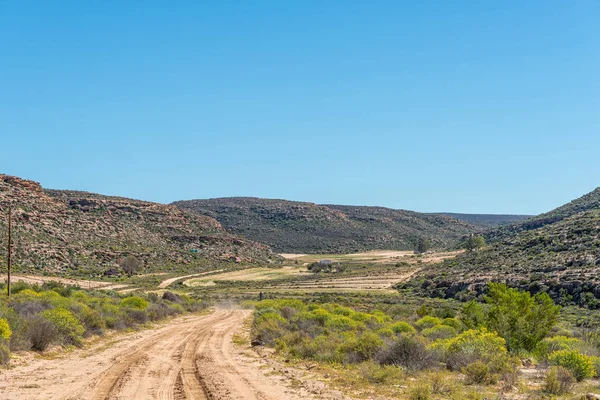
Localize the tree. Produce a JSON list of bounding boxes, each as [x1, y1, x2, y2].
[[465, 235, 486, 252], [484, 283, 560, 352], [414, 238, 432, 254], [120, 255, 142, 276]]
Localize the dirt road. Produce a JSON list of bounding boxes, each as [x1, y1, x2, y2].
[[158, 270, 225, 288], [0, 309, 337, 400]]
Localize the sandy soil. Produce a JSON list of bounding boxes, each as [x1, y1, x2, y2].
[[0, 309, 342, 400], [184, 267, 310, 287], [264, 268, 422, 292], [278, 254, 307, 259], [280, 250, 462, 265], [158, 270, 225, 288]]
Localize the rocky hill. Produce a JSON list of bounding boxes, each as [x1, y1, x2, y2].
[[485, 187, 600, 241], [172, 197, 477, 253], [0, 175, 276, 276], [435, 213, 532, 229], [406, 188, 600, 308]]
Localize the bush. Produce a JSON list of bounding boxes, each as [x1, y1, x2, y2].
[[0, 340, 9, 365], [389, 321, 416, 335], [441, 318, 463, 331], [75, 304, 105, 334], [42, 308, 85, 345], [534, 336, 586, 361], [4, 311, 30, 351], [359, 360, 401, 384], [415, 316, 442, 331], [463, 361, 494, 385], [162, 291, 181, 303], [126, 309, 149, 325], [429, 371, 456, 395], [338, 331, 383, 362], [544, 366, 575, 394], [437, 329, 507, 371], [593, 357, 600, 378], [422, 325, 457, 341], [409, 383, 432, 400], [121, 296, 149, 310], [28, 315, 58, 351], [485, 283, 560, 352], [0, 318, 12, 340], [461, 300, 486, 329], [548, 350, 595, 381], [376, 335, 439, 371], [252, 315, 286, 346], [325, 315, 364, 331]]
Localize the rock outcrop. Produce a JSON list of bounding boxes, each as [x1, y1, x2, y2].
[[0, 175, 276, 275]]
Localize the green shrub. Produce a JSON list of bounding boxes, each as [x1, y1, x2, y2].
[[389, 321, 416, 335], [409, 383, 432, 400], [544, 366, 575, 394], [0, 318, 12, 340], [120, 296, 149, 310], [429, 371, 456, 396], [0, 340, 10, 365], [422, 325, 457, 341], [485, 283, 560, 352], [305, 334, 342, 363], [463, 361, 495, 385], [534, 336, 586, 361], [593, 357, 600, 378], [42, 308, 85, 345], [441, 317, 463, 331], [338, 331, 383, 362], [436, 328, 507, 370], [548, 350, 595, 381], [415, 316, 442, 330], [461, 300, 486, 329], [252, 316, 286, 346], [325, 315, 363, 331], [359, 360, 401, 384], [75, 304, 105, 334]]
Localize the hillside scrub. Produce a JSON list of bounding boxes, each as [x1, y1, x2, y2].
[[0, 282, 206, 365], [249, 286, 600, 397], [406, 208, 600, 309], [249, 298, 518, 382]]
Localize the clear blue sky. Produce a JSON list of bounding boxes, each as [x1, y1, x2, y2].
[[1, 1, 598, 214]]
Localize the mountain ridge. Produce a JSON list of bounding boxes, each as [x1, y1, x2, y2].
[[172, 197, 479, 253]]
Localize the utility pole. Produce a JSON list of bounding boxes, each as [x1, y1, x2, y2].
[[7, 206, 11, 299]]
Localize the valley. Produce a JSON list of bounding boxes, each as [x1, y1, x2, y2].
[[2, 174, 600, 399]]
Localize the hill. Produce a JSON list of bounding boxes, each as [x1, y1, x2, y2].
[[434, 213, 532, 229], [0, 175, 276, 276], [485, 187, 600, 241], [172, 197, 477, 253], [406, 188, 600, 308]]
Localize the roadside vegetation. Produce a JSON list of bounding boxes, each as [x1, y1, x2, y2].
[[0, 281, 205, 365], [248, 284, 600, 399]]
